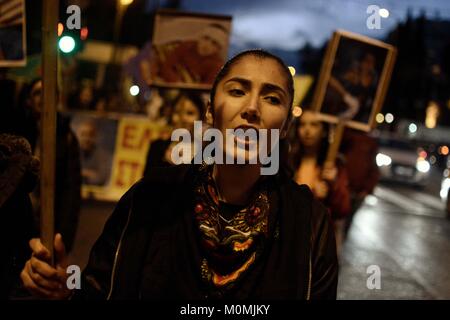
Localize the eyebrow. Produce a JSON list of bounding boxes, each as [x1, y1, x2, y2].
[[224, 77, 288, 97]]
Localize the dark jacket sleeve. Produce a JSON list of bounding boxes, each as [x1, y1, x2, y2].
[[310, 199, 339, 300], [73, 165, 191, 300], [72, 185, 135, 300]]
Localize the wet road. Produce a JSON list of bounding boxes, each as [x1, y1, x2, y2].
[[69, 176, 450, 299], [338, 181, 450, 299]]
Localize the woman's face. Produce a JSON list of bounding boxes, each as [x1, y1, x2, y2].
[[29, 80, 43, 117], [209, 55, 291, 161], [298, 111, 324, 148], [173, 96, 201, 131], [79, 87, 93, 106]]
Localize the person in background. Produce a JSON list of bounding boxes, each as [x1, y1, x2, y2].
[[290, 109, 351, 254], [144, 88, 180, 127], [340, 128, 380, 237], [68, 80, 96, 111], [23, 79, 82, 253], [143, 90, 205, 175], [0, 134, 39, 299], [0, 76, 39, 299]]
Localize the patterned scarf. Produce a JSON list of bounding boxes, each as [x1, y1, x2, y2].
[[193, 164, 271, 291]]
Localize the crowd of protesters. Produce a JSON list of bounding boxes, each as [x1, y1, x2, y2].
[[0, 48, 380, 300]]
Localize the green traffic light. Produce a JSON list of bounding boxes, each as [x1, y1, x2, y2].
[[58, 35, 76, 53]]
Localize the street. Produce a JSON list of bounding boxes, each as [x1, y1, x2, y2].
[[69, 172, 450, 300], [338, 168, 450, 299]]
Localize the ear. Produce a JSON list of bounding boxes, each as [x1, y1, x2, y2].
[[205, 100, 214, 126]]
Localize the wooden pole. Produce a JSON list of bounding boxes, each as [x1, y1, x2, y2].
[[41, 0, 59, 265], [325, 120, 346, 165]]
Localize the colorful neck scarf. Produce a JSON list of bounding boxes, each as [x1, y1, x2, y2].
[[193, 164, 270, 291]]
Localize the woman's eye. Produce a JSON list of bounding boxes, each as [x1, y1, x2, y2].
[[229, 89, 245, 96], [266, 96, 281, 105]]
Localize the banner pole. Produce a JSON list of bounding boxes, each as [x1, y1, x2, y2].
[[325, 120, 346, 165], [41, 0, 59, 265]]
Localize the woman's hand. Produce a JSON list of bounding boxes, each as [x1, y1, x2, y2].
[[322, 162, 338, 182], [314, 180, 330, 199], [20, 233, 72, 300]]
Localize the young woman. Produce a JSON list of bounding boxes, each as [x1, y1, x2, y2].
[[20, 50, 338, 300], [290, 109, 351, 253]]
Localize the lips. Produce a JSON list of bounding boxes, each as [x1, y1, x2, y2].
[[233, 125, 259, 146], [234, 125, 259, 132]]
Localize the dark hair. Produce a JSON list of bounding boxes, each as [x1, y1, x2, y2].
[[209, 49, 294, 118], [289, 110, 330, 171], [171, 90, 206, 123]]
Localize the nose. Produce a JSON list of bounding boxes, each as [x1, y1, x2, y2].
[[240, 93, 260, 123]]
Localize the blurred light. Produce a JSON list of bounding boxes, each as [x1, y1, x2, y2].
[[385, 113, 394, 123], [440, 145, 449, 156], [440, 178, 450, 199], [58, 36, 76, 53], [129, 85, 139, 96], [416, 159, 430, 173], [419, 150, 427, 159], [376, 153, 392, 167], [430, 155, 437, 165], [408, 123, 417, 133], [379, 8, 390, 18], [80, 27, 88, 40], [288, 66, 296, 76], [425, 101, 439, 129], [120, 0, 134, 5], [375, 113, 384, 123], [58, 23, 64, 37], [292, 106, 302, 117], [444, 169, 449, 178], [364, 195, 378, 206]]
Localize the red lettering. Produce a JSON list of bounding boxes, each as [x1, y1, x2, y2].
[[115, 160, 141, 187], [122, 125, 137, 149], [137, 128, 153, 149]]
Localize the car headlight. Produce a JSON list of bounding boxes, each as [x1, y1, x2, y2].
[[376, 153, 392, 167], [416, 159, 430, 173], [441, 178, 450, 199]]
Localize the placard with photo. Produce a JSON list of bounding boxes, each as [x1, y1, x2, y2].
[[0, 0, 26, 67], [148, 10, 232, 90], [312, 30, 397, 131]]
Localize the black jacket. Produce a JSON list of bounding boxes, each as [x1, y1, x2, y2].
[[75, 164, 338, 300], [0, 134, 38, 299], [25, 114, 81, 253]]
